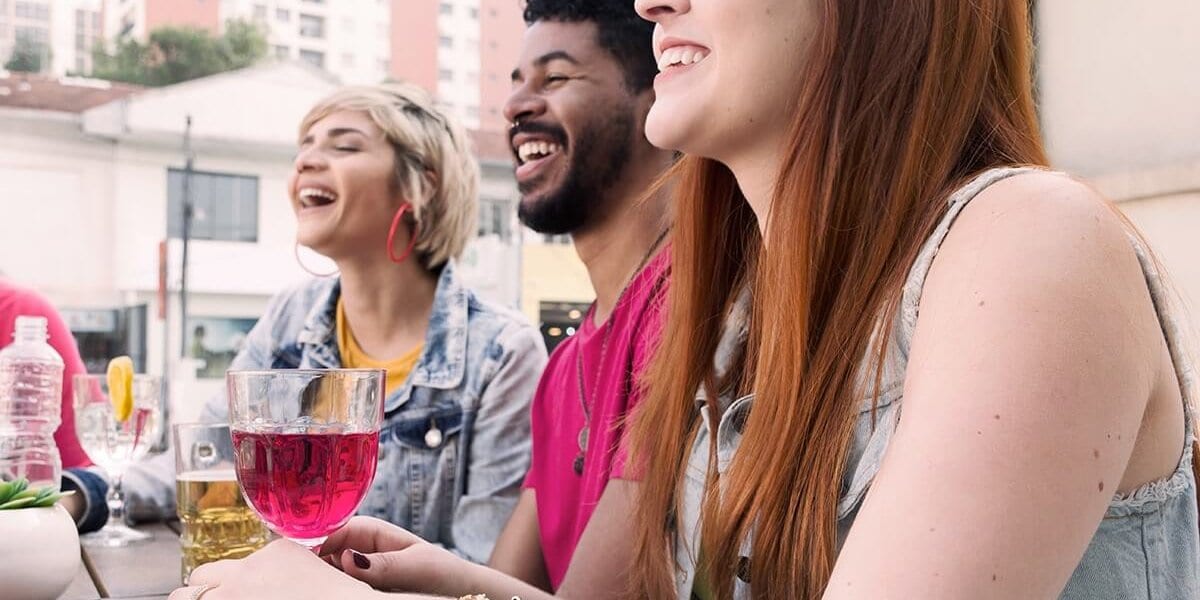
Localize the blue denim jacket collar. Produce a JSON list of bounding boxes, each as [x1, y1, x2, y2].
[[293, 261, 470, 412]]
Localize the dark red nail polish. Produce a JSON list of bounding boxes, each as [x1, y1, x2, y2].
[[351, 550, 371, 570]]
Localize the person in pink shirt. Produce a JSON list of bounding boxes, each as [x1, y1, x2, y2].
[[166, 1, 677, 599], [485, 0, 674, 591], [0, 278, 98, 521]]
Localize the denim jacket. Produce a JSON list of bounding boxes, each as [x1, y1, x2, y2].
[[674, 168, 1199, 598], [94, 262, 546, 563]]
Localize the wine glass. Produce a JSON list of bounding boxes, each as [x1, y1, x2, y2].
[[225, 369, 384, 551], [73, 373, 163, 547]]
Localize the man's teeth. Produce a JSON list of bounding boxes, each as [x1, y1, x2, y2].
[[517, 141, 562, 164], [298, 187, 337, 207], [657, 46, 710, 72]]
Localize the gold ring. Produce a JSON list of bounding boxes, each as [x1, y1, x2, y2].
[[189, 583, 217, 600]]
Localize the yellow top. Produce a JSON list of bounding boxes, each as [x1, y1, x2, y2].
[[336, 299, 423, 397]]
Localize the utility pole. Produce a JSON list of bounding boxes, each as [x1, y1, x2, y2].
[[180, 115, 194, 359]]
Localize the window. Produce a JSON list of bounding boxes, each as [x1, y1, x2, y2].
[[186, 317, 258, 379], [469, 7, 478, 19], [93, 12, 101, 30], [439, 2, 452, 15], [75, 9, 85, 28], [66, 305, 147, 377], [341, 53, 354, 68], [299, 49, 325, 68], [273, 45, 289, 59], [542, 234, 571, 244], [299, 14, 325, 38], [439, 35, 452, 48], [438, 68, 452, 82], [167, 169, 259, 243], [378, 58, 390, 74], [15, 2, 50, 20], [539, 301, 589, 352], [252, 4, 267, 20], [275, 8, 290, 22], [15, 25, 48, 44], [477, 199, 512, 242], [75, 32, 86, 51], [302, 0, 325, 3], [466, 105, 479, 119], [75, 57, 85, 73]]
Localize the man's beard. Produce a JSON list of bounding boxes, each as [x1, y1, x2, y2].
[[516, 109, 636, 235]]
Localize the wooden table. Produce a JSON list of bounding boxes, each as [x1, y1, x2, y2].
[[61, 522, 183, 600]]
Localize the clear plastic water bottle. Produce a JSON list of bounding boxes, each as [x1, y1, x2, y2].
[[0, 316, 64, 488]]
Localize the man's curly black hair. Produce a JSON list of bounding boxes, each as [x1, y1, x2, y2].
[[523, 0, 657, 92]]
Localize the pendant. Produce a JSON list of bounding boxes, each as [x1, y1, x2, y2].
[[573, 453, 585, 475], [425, 424, 443, 448], [577, 426, 589, 452]]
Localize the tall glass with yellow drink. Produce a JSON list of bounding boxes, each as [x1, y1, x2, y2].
[[173, 424, 269, 582]]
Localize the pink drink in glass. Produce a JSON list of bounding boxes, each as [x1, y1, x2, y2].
[[231, 430, 379, 545]]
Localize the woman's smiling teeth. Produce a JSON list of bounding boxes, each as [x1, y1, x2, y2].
[[657, 46, 710, 72], [299, 187, 337, 208], [517, 141, 562, 164]]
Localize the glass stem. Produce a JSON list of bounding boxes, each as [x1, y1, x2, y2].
[[106, 473, 126, 528]]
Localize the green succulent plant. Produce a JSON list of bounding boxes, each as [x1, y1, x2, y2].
[[0, 478, 73, 510]]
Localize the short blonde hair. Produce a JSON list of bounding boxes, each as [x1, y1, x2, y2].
[[299, 83, 479, 270]]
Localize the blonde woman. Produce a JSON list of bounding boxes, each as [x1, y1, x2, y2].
[[80, 83, 547, 564]]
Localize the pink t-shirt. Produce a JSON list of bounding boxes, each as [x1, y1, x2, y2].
[[0, 279, 92, 470], [524, 249, 669, 590]]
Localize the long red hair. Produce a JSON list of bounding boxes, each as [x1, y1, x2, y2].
[[629, 1, 1049, 597]]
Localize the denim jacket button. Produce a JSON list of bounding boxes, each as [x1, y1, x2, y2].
[[425, 424, 443, 448]]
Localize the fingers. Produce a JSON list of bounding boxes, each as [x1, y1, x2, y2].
[[167, 583, 219, 600], [337, 545, 459, 596], [339, 548, 407, 591], [186, 559, 237, 586], [321, 515, 425, 556]]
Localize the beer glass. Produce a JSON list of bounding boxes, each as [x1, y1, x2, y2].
[[174, 423, 269, 582]]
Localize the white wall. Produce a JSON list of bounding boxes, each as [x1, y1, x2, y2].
[[98, 62, 337, 147], [1037, 1, 1200, 177], [0, 111, 117, 306]]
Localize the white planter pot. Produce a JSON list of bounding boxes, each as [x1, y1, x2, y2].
[[0, 505, 81, 600]]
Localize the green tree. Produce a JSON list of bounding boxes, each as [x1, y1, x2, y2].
[[91, 19, 267, 86], [4, 37, 50, 73]]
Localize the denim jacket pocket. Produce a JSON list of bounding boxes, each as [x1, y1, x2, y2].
[[372, 402, 466, 535], [387, 403, 466, 452]]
